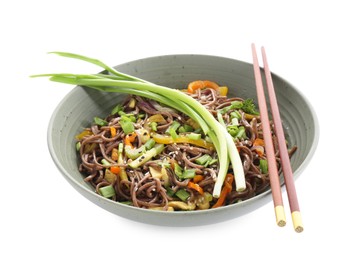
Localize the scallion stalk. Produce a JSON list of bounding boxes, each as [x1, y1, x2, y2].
[[32, 52, 247, 197]]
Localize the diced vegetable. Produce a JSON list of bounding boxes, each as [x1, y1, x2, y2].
[[94, 116, 108, 126], [195, 154, 213, 165], [152, 133, 214, 150], [187, 133, 201, 140], [120, 120, 135, 134], [128, 144, 165, 168], [175, 189, 190, 201], [98, 185, 115, 198], [212, 173, 234, 208], [187, 181, 204, 195], [259, 159, 268, 174]]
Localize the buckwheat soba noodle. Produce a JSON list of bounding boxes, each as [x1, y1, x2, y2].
[[75, 81, 297, 211]]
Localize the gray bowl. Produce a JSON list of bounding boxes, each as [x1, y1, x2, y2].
[[47, 54, 319, 226]]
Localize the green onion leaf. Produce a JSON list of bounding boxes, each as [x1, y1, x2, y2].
[[99, 185, 115, 198], [94, 116, 108, 126], [120, 120, 135, 134], [175, 189, 190, 201]]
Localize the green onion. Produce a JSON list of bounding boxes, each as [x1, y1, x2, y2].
[[120, 120, 135, 134], [118, 142, 124, 153], [75, 142, 81, 151], [150, 122, 158, 131], [236, 126, 247, 139], [31, 52, 247, 197], [101, 159, 111, 166], [187, 133, 201, 140], [128, 144, 165, 168], [99, 185, 115, 198], [94, 116, 107, 126], [174, 163, 183, 178], [144, 138, 156, 150], [175, 189, 190, 201], [195, 154, 213, 165], [182, 168, 196, 179], [111, 104, 123, 115], [259, 159, 268, 174], [165, 121, 180, 139]]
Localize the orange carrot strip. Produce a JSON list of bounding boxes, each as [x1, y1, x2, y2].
[[124, 133, 137, 148], [193, 175, 204, 183], [110, 166, 121, 174], [253, 138, 265, 147], [211, 173, 234, 208], [187, 181, 204, 195]]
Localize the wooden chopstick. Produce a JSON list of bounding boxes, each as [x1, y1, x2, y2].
[[251, 44, 286, 227], [260, 46, 303, 233]]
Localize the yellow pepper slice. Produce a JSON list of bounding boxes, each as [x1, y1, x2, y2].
[[151, 133, 214, 150]]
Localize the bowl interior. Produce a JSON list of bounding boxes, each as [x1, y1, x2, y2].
[[48, 54, 318, 226]]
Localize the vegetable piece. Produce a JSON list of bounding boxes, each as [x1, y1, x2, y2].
[[124, 133, 137, 148], [120, 120, 135, 134], [212, 173, 234, 208], [104, 169, 116, 184], [125, 145, 146, 160], [175, 189, 191, 201], [187, 133, 201, 140], [253, 138, 265, 147], [193, 175, 204, 183], [110, 127, 117, 138], [136, 128, 150, 144], [110, 166, 120, 174], [117, 143, 129, 182], [165, 121, 180, 139], [94, 116, 108, 126], [218, 86, 228, 96], [144, 138, 156, 150], [111, 104, 123, 115], [152, 133, 214, 150], [187, 182, 204, 195], [259, 159, 268, 174], [98, 185, 115, 198], [75, 130, 92, 140], [128, 144, 165, 168], [182, 168, 196, 179], [196, 192, 213, 210], [187, 80, 220, 94], [242, 98, 259, 115], [168, 201, 196, 210], [195, 154, 213, 165]]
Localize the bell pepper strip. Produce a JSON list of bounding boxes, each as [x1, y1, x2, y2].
[[128, 144, 165, 168], [75, 130, 92, 140], [187, 181, 204, 195], [117, 143, 129, 182], [187, 80, 220, 94], [193, 175, 204, 183], [253, 138, 265, 147], [124, 132, 137, 148], [151, 133, 214, 150], [110, 126, 117, 138], [211, 173, 234, 208], [218, 86, 228, 96]]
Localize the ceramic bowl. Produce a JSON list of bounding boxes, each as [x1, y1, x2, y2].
[[47, 54, 319, 226]]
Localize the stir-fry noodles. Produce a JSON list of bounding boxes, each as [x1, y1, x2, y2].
[[75, 81, 297, 211]]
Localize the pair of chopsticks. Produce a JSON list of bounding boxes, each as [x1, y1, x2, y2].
[[251, 44, 303, 233]]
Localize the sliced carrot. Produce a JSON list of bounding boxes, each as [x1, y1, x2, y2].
[[193, 175, 204, 183], [253, 138, 265, 147], [110, 166, 121, 174], [187, 181, 204, 195], [212, 173, 234, 208]]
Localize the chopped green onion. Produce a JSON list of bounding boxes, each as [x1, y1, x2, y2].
[[150, 122, 157, 131], [99, 185, 115, 198], [94, 116, 107, 126], [111, 104, 123, 115], [118, 142, 124, 153], [75, 142, 81, 151], [187, 133, 201, 140], [165, 121, 180, 139], [125, 145, 146, 159], [144, 138, 156, 150], [128, 144, 165, 168], [182, 168, 196, 179], [175, 189, 190, 201], [231, 117, 239, 126], [236, 126, 247, 139], [174, 163, 183, 178], [230, 111, 241, 119], [259, 159, 268, 174], [120, 120, 135, 134], [195, 154, 213, 165], [101, 158, 111, 166]]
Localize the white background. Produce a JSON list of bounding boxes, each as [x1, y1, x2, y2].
[[1, 0, 355, 259]]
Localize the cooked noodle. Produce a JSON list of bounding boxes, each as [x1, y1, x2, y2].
[[75, 83, 297, 211]]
